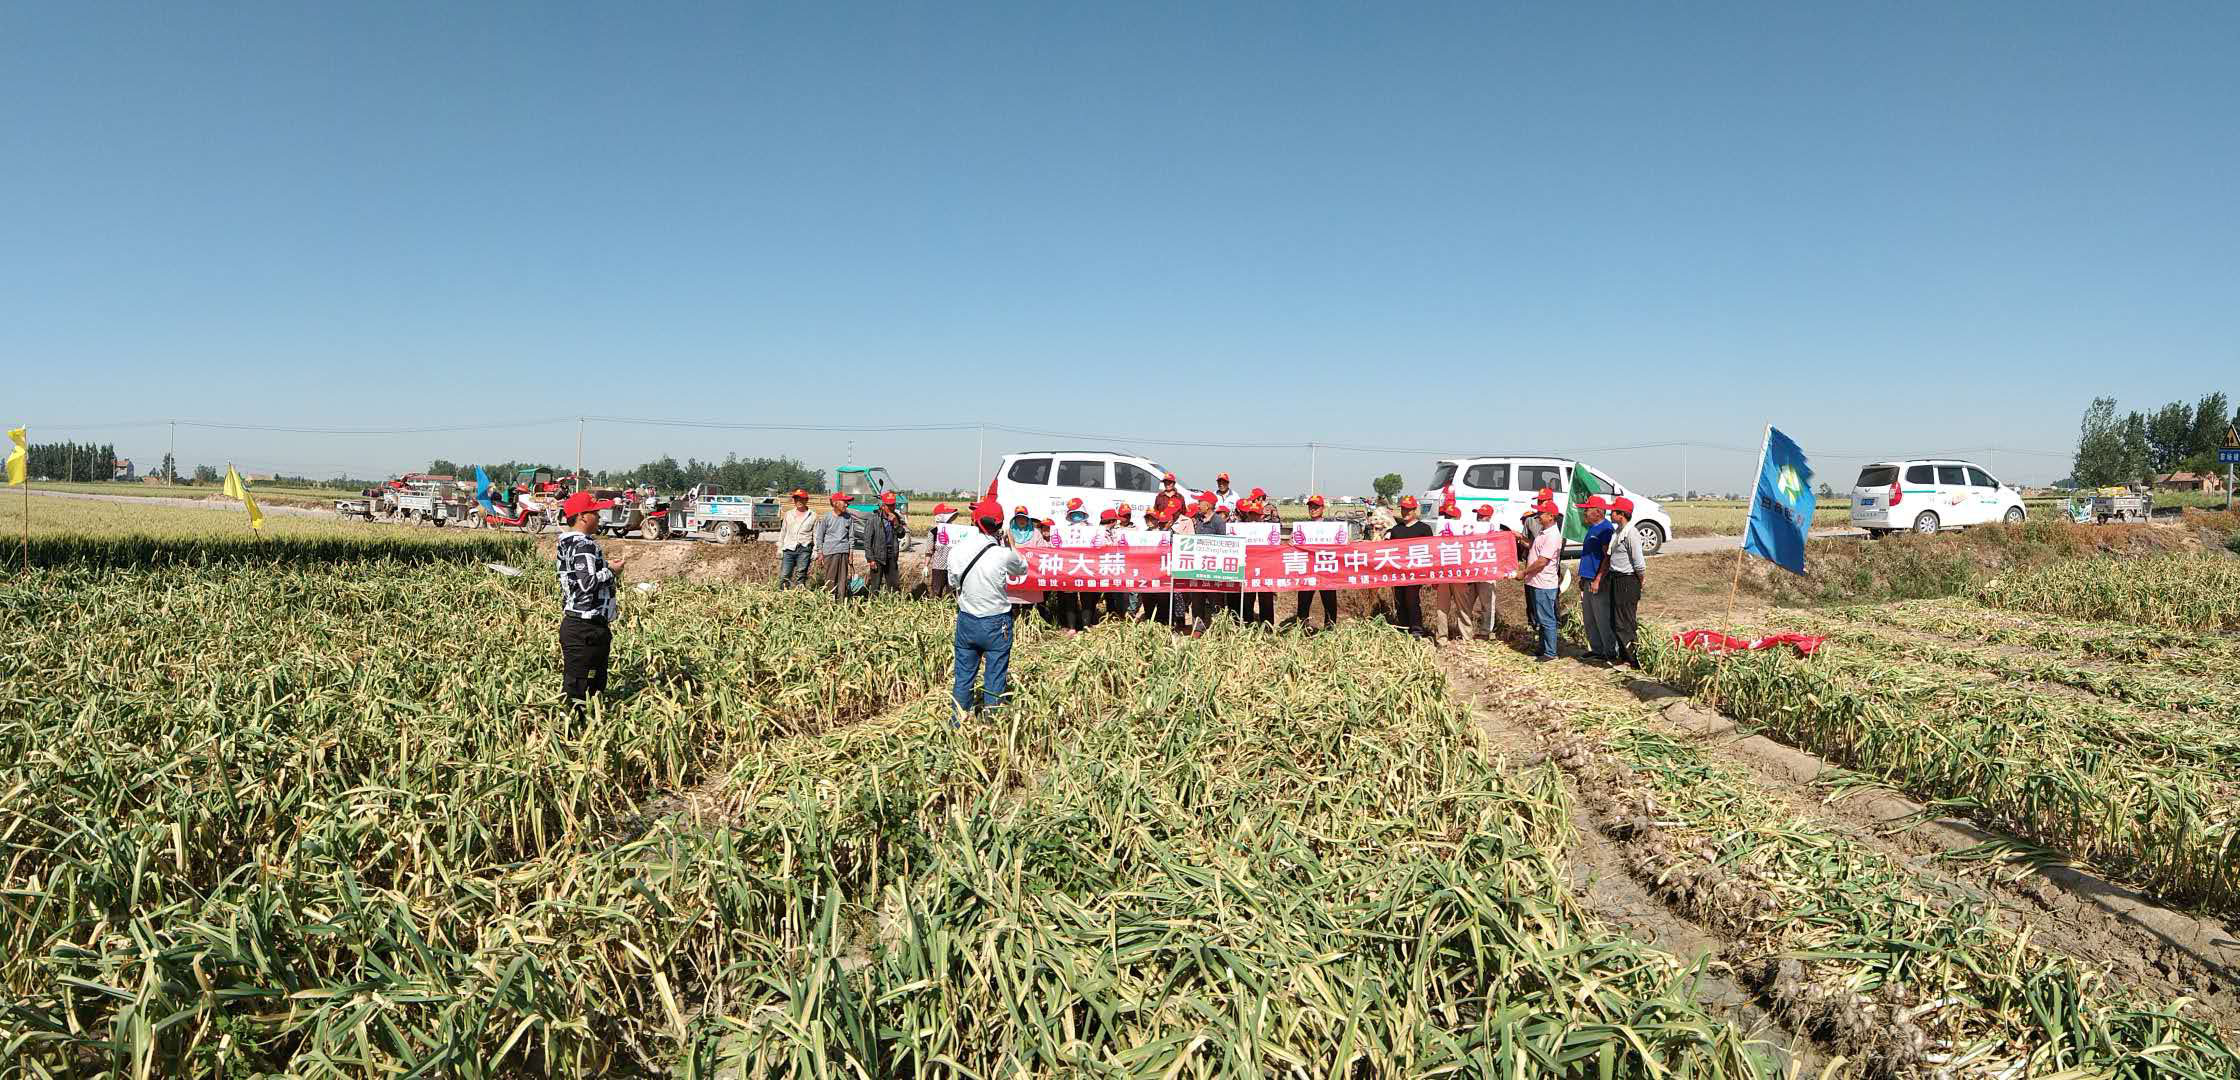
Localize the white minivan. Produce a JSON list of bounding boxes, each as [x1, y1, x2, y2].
[[1421, 457, 1673, 555], [1850, 459, 2026, 536], [990, 450, 1198, 522]]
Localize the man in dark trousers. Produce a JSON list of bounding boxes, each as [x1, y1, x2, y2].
[[1602, 496, 1648, 667], [556, 491, 622, 711], [862, 491, 906, 596], [1291, 495, 1345, 631], [814, 492, 857, 599], [1385, 494, 1432, 637]]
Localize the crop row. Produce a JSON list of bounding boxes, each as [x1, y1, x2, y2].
[[1641, 626, 2240, 912], [1839, 597, 2240, 679], [1977, 553, 2240, 630], [1471, 643, 2239, 1076]]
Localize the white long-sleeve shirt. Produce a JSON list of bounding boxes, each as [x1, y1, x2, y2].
[[946, 528, 1028, 617]]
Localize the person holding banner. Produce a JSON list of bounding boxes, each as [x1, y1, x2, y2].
[[1098, 508, 1133, 622], [1603, 497, 1647, 667], [1187, 493, 1227, 632], [1141, 506, 1179, 627], [1385, 495, 1432, 637], [1291, 495, 1346, 631], [1428, 499, 1472, 643], [1466, 503, 1499, 640], [1522, 501, 1564, 661], [948, 498, 1029, 722], [1577, 496, 1618, 661], [926, 503, 957, 599], [1008, 505, 1036, 546]]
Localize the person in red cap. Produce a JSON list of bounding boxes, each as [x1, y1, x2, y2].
[[1152, 472, 1186, 523], [1601, 496, 1647, 667], [556, 490, 623, 710], [1385, 494, 1432, 637], [776, 488, 818, 588], [814, 492, 858, 601], [1577, 495, 1618, 661], [861, 490, 907, 597], [1211, 472, 1236, 513], [1290, 495, 1346, 630], [1427, 500, 1471, 644], [926, 503, 958, 599], [1463, 503, 1500, 641], [947, 497, 1029, 721], [1521, 501, 1565, 661]]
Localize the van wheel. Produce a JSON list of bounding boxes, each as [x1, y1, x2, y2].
[[2003, 506, 2025, 525], [1912, 511, 1940, 535], [1633, 521, 1665, 556]]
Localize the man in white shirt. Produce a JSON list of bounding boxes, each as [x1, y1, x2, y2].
[[948, 499, 1030, 721], [1521, 501, 1564, 661], [775, 489, 817, 587]]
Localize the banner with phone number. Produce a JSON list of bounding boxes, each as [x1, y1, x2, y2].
[[1005, 533, 1518, 595]]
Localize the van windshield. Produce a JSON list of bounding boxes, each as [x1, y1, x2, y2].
[[1855, 466, 1897, 487], [1429, 463, 1456, 489]]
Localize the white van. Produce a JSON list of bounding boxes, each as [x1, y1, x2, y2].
[[1421, 457, 1673, 555], [991, 450, 1197, 522], [1850, 459, 2025, 536]]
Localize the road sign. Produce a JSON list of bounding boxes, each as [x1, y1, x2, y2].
[[2223, 426, 2240, 464]]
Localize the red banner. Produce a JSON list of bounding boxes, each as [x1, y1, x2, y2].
[[1670, 630, 1827, 656], [1006, 534, 1518, 595]]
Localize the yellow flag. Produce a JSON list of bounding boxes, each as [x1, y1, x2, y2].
[[5, 427, 24, 486], [222, 464, 266, 531]]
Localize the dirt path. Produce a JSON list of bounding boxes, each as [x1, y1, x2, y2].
[[1657, 527, 1865, 557], [1438, 640, 2240, 1038], [27, 487, 340, 518]]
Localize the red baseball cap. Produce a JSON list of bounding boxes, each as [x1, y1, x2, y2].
[[931, 502, 953, 515], [1610, 496, 1635, 516], [879, 491, 897, 506], [1398, 495, 1419, 510], [1066, 497, 1083, 511], [1161, 472, 1176, 483], [1534, 501, 1560, 516], [1098, 508, 1117, 523], [1216, 472, 1230, 482], [791, 488, 809, 500], [1250, 487, 1266, 499], [561, 492, 615, 519], [1306, 494, 1325, 507], [829, 492, 850, 504], [1012, 504, 1029, 515], [1039, 518, 1055, 529], [1195, 491, 1216, 506], [1580, 495, 1612, 511], [973, 499, 1003, 524], [1537, 487, 1554, 500], [1474, 504, 1494, 518], [1439, 503, 1462, 518]]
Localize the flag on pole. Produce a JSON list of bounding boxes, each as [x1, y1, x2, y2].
[[1742, 426, 1816, 576], [221, 464, 266, 531], [474, 466, 494, 514], [1562, 463, 1609, 542], [5, 427, 25, 486]]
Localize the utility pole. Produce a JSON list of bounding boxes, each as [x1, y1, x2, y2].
[[575, 417, 585, 492], [168, 420, 176, 485], [1308, 441, 1318, 497], [976, 423, 985, 489], [1681, 444, 1689, 501]]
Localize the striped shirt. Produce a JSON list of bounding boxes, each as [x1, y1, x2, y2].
[[556, 530, 618, 621]]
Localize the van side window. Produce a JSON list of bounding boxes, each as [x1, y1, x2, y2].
[[1905, 464, 1935, 485], [1007, 456, 1051, 485], [1516, 465, 1562, 493], [1464, 464, 1509, 489], [1114, 462, 1158, 492], [1936, 465, 1967, 486], [1966, 467, 1997, 488], [1056, 459, 1106, 488], [1430, 463, 1456, 489]]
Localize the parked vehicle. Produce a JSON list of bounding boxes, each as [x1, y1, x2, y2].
[[2088, 488, 2152, 525], [669, 484, 782, 543], [1851, 460, 2026, 536], [378, 474, 472, 527], [991, 450, 1196, 523], [1420, 457, 1673, 556], [834, 466, 908, 515]]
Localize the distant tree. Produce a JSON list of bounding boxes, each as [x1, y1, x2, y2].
[[427, 459, 461, 477], [2119, 411, 2152, 485], [159, 453, 177, 483], [2145, 402, 2195, 473], [191, 464, 220, 484], [1816, 481, 1833, 499], [1372, 473, 1405, 500], [2191, 391, 2232, 460], [2071, 397, 2129, 487]]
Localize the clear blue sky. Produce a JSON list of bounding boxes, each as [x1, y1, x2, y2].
[[4, 3, 2234, 495]]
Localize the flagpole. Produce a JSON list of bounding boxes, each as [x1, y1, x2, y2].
[[1726, 425, 1773, 632]]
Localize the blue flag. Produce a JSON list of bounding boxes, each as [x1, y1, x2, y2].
[[474, 466, 494, 514], [1743, 426, 1816, 576]]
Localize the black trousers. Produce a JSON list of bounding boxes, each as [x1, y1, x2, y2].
[[1608, 571, 1642, 656], [1391, 586, 1425, 635], [1295, 590, 1337, 627], [560, 616, 611, 704], [865, 557, 900, 596], [1244, 591, 1275, 625], [1141, 592, 1171, 626]]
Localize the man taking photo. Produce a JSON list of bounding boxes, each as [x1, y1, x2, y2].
[[556, 490, 622, 711]]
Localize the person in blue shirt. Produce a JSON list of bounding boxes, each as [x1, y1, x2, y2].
[[1575, 496, 1619, 662]]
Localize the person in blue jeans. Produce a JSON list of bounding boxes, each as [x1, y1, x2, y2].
[[948, 499, 1030, 721], [1519, 501, 1565, 661]]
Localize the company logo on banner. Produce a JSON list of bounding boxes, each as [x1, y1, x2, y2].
[[1170, 534, 1248, 582]]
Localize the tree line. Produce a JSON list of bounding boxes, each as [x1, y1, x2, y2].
[[425, 454, 825, 495], [17, 441, 122, 483], [2071, 391, 2232, 488]]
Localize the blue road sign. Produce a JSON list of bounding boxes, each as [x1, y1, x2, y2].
[[2220, 449, 2240, 464]]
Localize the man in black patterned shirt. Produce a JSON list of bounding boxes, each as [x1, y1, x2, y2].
[[556, 491, 621, 709]]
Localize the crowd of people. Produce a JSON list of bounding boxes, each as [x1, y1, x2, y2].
[[553, 475, 1649, 716]]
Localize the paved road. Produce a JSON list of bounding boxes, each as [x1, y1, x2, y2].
[[1657, 527, 1866, 557], [27, 488, 340, 519]]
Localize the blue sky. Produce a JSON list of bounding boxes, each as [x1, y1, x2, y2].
[[4, 3, 2234, 494]]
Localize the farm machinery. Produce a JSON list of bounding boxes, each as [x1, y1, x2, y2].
[[376, 474, 472, 526]]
